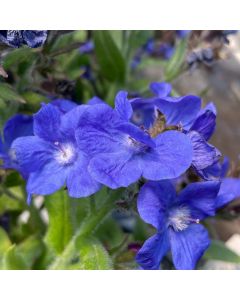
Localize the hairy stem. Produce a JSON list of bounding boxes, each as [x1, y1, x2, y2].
[[49, 188, 123, 269]]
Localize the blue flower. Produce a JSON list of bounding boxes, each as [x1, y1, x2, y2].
[[79, 40, 94, 54], [75, 92, 193, 189], [11, 103, 101, 199], [50, 98, 78, 114], [130, 82, 220, 180], [214, 157, 240, 209], [0, 114, 33, 175], [158, 43, 175, 60], [136, 180, 221, 270], [0, 30, 47, 48]]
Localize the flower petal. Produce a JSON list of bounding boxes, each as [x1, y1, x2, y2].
[[141, 131, 193, 180], [88, 151, 141, 189], [33, 104, 61, 142], [115, 91, 133, 121], [190, 110, 216, 140], [3, 114, 33, 148], [60, 105, 88, 138], [188, 131, 220, 170], [178, 181, 220, 219], [66, 155, 101, 198], [136, 232, 170, 270], [27, 160, 69, 195], [76, 104, 126, 155], [155, 95, 201, 130], [216, 178, 240, 209], [130, 98, 156, 129], [51, 99, 78, 114], [117, 122, 155, 148], [87, 96, 104, 105], [137, 180, 176, 229], [169, 224, 210, 270], [11, 136, 53, 173], [149, 82, 172, 97]]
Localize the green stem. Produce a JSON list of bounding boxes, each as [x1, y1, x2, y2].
[[49, 188, 123, 269]]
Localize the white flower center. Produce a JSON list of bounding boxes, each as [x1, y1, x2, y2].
[[168, 206, 200, 232], [54, 142, 76, 165]]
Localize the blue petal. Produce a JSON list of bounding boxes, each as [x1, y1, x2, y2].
[[27, 160, 69, 195], [178, 181, 220, 219], [3, 114, 33, 149], [34, 104, 62, 142], [137, 180, 176, 229], [141, 131, 193, 180], [221, 157, 230, 178], [11, 136, 53, 173], [190, 110, 216, 140], [88, 151, 142, 189], [60, 105, 88, 139], [188, 131, 220, 170], [76, 104, 126, 155], [115, 91, 133, 121], [130, 98, 156, 129], [216, 178, 240, 209], [155, 95, 201, 130], [117, 122, 155, 148], [196, 161, 222, 180], [136, 232, 170, 270], [149, 82, 172, 97], [51, 99, 78, 114], [169, 224, 210, 270], [199, 102, 217, 116], [87, 96, 105, 105], [66, 154, 101, 198]]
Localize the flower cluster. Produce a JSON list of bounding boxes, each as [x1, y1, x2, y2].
[[0, 30, 48, 48], [1, 81, 239, 269]]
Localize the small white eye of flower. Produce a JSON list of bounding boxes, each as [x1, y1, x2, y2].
[[168, 206, 199, 232], [54, 142, 76, 165]]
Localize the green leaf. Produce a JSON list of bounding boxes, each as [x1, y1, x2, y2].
[[165, 38, 187, 81], [49, 188, 123, 269], [44, 189, 74, 255], [48, 31, 87, 54], [16, 235, 45, 269], [0, 228, 11, 256], [2, 47, 37, 69], [0, 83, 26, 103], [204, 240, 240, 263], [0, 194, 23, 214], [2, 245, 28, 270], [93, 31, 126, 84], [64, 237, 112, 270]]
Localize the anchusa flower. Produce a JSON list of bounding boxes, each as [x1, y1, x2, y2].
[[130, 82, 221, 180], [12, 103, 101, 201], [136, 180, 222, 270], [75, 91, 193, 189], [0, 114, 33, 175], [0, 30, 48, 48]]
